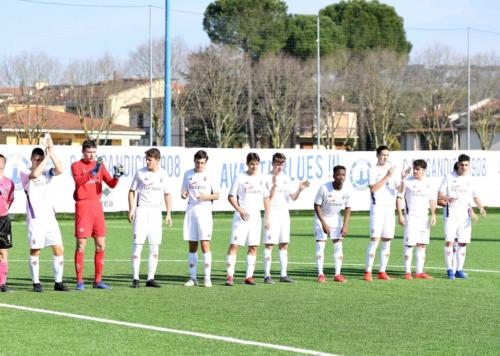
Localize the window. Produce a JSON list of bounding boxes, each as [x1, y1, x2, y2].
[[137, 113, 144, 128]]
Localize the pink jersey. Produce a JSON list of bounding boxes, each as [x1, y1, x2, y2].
[[0, 176, 14, 217], [71, 159, 118, 202]]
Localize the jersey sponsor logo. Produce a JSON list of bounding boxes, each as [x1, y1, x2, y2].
[[350, 159, 371, 191]]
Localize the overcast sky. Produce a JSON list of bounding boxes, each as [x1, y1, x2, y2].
[[1, 0, 499, 63]]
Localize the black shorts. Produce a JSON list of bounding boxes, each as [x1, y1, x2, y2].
[[0, 215, 12, 249]]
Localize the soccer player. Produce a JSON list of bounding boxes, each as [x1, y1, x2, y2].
[[128, 148, 172, 288], [71, 139, 124, 290], [364, 145, 400, 282], [438, 154, 486, 279], [21, 141, 70, 292], [181, 150, 219, 288], [314, 165, 352, 283], [0, 154, 14, 293], [397, 159, 437, 280], [263, 152, 309, 284], [226, 152, 270, 286]]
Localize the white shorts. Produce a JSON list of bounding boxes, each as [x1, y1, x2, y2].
[[230, 211, 261, 247], [183, 204, 213, 241], [263, 210, 290, 245], [27, 215, 62, 249], [133, 206, 163, 245], [314, 219, 343, 241], [370, 205, 395, 239], [403, 215, 430, 246], [444, 216, 471, 244]]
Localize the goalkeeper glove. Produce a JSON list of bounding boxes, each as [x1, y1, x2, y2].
[[114, 164, 124, 178], [91, 156, 103, 176]]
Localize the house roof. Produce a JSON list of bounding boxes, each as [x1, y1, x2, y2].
[[0, 107, 144, 136]]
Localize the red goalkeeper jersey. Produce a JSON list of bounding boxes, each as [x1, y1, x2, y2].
[[71, 159, 118, 201]]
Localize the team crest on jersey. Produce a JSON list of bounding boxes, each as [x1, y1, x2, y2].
[[350, 159, 371, 191]]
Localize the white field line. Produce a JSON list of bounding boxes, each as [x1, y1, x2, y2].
[[8, 259, 500, 274], [0, 303, 337, 356]]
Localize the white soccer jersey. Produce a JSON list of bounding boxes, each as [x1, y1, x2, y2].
[[314, 182, 351, 228], [182, 169, 219, 206], [20, 169, 56, 219], [229, 172, 269, 212], [265, 173, 293, 210], [369, 164, 400, 207], [130, 167, 170, 208], [402, 176, 436, 218], [438, 172, 477, 219]]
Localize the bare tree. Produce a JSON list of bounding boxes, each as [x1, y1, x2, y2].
[[253, 54, 313, 148], [62, 54, 125, 141], [409, 45, 467, 150], [470, 53, 500, 149], [351, 49, 409, 149], [185, 46, 249, 148], [0, 51, 60, 143]]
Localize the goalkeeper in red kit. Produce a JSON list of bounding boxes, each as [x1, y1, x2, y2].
[[71, 140, 124, 290]]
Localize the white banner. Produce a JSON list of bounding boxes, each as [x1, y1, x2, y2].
[[2, 145, 498, 214]]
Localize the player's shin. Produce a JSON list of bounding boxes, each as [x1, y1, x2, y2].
[[404, 245, 413, 273], [365, 240, 378, 272], [188, 252, 198, 280], [263, 248, 272, 278], [147, 244, 159, 280], [132, 244, 143, 280], [444, 245, 453, 270], [456, 245, 467, 271], [53, 255, 64, 283], [29, 255, 40, 284], [316, 241, 325, 276], [279, 249, 288, 277], [246, 254, 256, 278], [203, 252, 212, 280], [379, 241, 391, 272], [415, 246, 426, 274], [333, 242, 343, 276]]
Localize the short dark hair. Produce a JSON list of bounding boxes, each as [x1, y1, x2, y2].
[[413, 159, 427, 170], [376, 145, 389, 155], [194, 150, 208, 161], [0, 154, 6, 163], [453, 162, 459, 172], [272, 152, 286, 163], [458, 154, 470, 163], [246, 152, 260, 163], [82, 139, 97, 151], [333, 165, 346, 174], [31, 147, 45, 159], [145, 148, 161, 160]]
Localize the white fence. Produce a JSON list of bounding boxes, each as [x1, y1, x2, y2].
[[2, 145, 497, 214]]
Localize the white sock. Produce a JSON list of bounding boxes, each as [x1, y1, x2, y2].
[[246, 254, 256, 278], [132, 244, 143, 280], [379, 241, 391, 273], [452, 241, 458, 273], [404, 245, 413, 273], [203, 252, 212, 280], [444, 245, 453, 270], [188, 252, 198, 280], [316, 241, 325, 276], [53, 255, 64, 283], [226, 254, 236, 277], [365, 240, 379, 272], [263, 248, 272, 278], [29, 255, 40, 284], [415, 246, 426, 274], [457, 245, 467, 271], [147, 244, 160, 280], [279, 249, 288, 277], [333, 242, 343, 276]]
